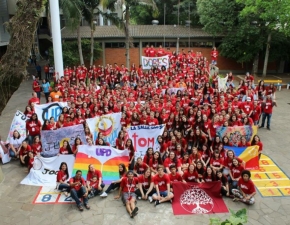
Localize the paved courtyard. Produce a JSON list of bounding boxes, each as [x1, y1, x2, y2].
[[0, 72, 290, 225]]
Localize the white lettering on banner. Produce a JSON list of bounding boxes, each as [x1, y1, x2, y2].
[[142, 56, 169, 70], [86, 112, 122, 146], [0, 141, 11, 164], [128, 124, 165, 159], [34, 102, 68, 124], [6, 110, 28, 143], [161, 87, 186, 96], [20, 155, 75, 186]]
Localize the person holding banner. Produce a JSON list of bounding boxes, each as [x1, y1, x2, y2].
[[56, 162, 70, 196], [9, 130, 26, 158], [72, 137, 82, 156], [26, 113, 42, 145], [69, 170, 90, 211], [114, 170, 139, 218]]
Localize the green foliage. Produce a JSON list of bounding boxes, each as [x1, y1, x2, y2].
[[49, 39, 102, 66], [210, 208, 247, 225]]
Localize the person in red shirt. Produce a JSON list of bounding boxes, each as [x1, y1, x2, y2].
[[251, 100, 261, 125], [19, 141, 32, 166], [146, 112, 159, 126], [86, 164, 104, 197], [28, 92, 40, 105], [31, 136, 42, 156], [69, 170, 90, 211], [163, 151, 182, 175], [27, 151, 34, 172], [229, 158, 245, 188], [211, 47, 218, 66], [240, 97, 253, 116], [114, 170, 139, 218], [135, 168, 155, 202], [58, 140, 73, 155], [232, 170, 256, 205], [148, 45, 156, 57], [152, 165, 174, 206], [182, 164, 199, 183], [210, 151, 224, 174], [133, 157, 149, 176], [260, 95, 277, 130], [56, 162, 70, 196], [26, 113, 42, 145], [32, 76, 41, 100], [144, 45, 150, 57], [156, 45, 165, 57], [115, 131, 125, 150], [251, 135, 263, 159]]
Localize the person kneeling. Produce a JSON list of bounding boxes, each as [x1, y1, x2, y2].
[[69, 170, 90, 211], [152, 165, 174, 206], [114, 171, 139, 218], [232, 170, 256, 205]]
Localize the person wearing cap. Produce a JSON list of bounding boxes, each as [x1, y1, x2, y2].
[[50, 86, 62, 102], [114, 170, 139, 218]]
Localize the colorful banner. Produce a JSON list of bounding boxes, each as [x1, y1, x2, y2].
[[0, 141, 11, 164], [161, 87, 186, 95], [225, 145, 259, 170], [6, 110, 28, 143], [20, 155, 75, 186], [41, 124, 87, 157], [216, 125, 258, 146], [72, 145, 129, 184], [172, 181, 228, 215], [141, 55, 169, 69], [128, 124, 165, 159], [34, 102, 68, 124], [86, 112, 122, 146]]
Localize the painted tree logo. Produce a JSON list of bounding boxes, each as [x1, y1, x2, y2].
[[180, 187, 214, 214]]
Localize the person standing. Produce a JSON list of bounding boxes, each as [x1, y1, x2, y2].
[[26, 113, 42, 145], [44, 64, 49, 80], [41, 79, 51, 103], [211, 47, 218, 66], [36, 64, 42, 78], [50, 86, 62, 102], [32, 76, 41, 100], [260, 95, 277, 130], [69, 170, 90, 211]]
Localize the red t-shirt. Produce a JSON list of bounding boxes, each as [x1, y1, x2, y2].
[[134, 162, 148, 174], [138, 175, 150, 189], [163, 158, 181, 168], [238, 178, 256, 195], [19, 145, 32, 156], [223, 157, 243, 168], [210, 158, 224, 167], [230, 165, 244, 179], [57, 170, 68, 182], [31, 143, 42, 155], [183, 170, 198, 182], [153, 174, 170, 192], [168, 173, 183, 184], [26, 120, 42, 136], [86, 169, 102, 182], [120, 177, 139, 193], [69, 176, 86, 191], [59, 147, 70, 154]]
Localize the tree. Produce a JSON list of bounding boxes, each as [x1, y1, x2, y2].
[[49, 39, 102, 66], [236, 0, 290, 76], [0, 0, 46, 115], [60, 0, 85, 65], [102, 0, 158, 68]]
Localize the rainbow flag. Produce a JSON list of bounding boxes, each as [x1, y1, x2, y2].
[[72, 145, 129, 184], [224, 145, 259, 170]]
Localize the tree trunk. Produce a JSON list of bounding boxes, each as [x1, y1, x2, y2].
[[90, 20, 94, 66], [252, 52, 259, 76], [125, 5, 130, 69], [0, 0, 46, 115], [262, 33, 272, 77], [77, 25, 84, 65]]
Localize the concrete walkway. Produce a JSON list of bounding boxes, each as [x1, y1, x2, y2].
[[0, 74, 290, 225]]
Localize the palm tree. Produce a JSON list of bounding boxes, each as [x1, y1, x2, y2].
[[60, 0, 85, 65], [101, 0, 158, 68]]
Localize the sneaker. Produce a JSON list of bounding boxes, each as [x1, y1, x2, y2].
[[100, 192, 108, 197], [232, 198, 238, 202], [138, 196, 141, 200], [259, 126, 264, 129], [267, 127, 271, 130], [148, 196, 153, 203], [154, 200, 160, 207]]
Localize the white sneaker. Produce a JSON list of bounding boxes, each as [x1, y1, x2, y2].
[[100, 192, 108, 197], [148, 196, 153, 203]]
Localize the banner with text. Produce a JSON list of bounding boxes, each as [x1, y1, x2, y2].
[[128, 124, 165, 159], [21, 155, 75, 186], [73, 145, 129, 184], [216, 125, 257, 147], [34, 102, 68, 124], [0, 141, 11, 164], [161, 87, 186, 95], [142, 55, 169, 70], [41, 124, 87, 157], [6, 110, 28, 143], [86, 112, 122, 146]]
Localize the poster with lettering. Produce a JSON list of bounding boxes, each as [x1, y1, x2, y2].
[[128, 124, 165, 159], [142, 55, 169, 70], [73, 145, 129, 184], [41, 124, 87, 157], [0, 141, 11, 164], [161, 87, 186, 95], [34, 102, 68, 124], [86, 112, 122, 146], [6, 110, 28, 143], [20, 155, 75, 186]]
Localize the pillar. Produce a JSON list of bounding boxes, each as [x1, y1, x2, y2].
[[49, 0, 64, 78], [99, 5, 104, 26], [102, 41, 106, 66], [139, 40, 142, 65]]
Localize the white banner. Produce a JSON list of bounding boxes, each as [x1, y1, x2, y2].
[[218, 75, 228, 92], [86, 112, 122, 146], [6, 110, 28, 143], [34, 102, 68, 124], [41, 124, 87, 157], [128, 124, 165, 159], [142, 55, 169, 70], [20, 155, 75, 186], [162, 87, 186, 95], [0, 141, 10, 164]]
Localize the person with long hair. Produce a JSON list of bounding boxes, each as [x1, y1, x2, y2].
[[216, 170, 230, 197], [200, 144, 211, 168], [135, 168, 155, 203], [196, 161, 205, 182], [182, 164, 199, 183], [86, 164, 105, 199], [179, 152, 191, 171], [31, 136, 42, 156], [115, 131, 125, 150], [229, 158, 245, 189], [210, 150, 224, 174], [149, 151, 163, 175], [190, 147, 201, 166], [69, 170, 90, 211], [72, 137, 82, 156], [26, 113, 42, 145], [156, 135, 167, 157], [56, 114, 65, 129], [223, 150, 245, 176], [203, 167, 215, 182], [100, 163, 127, 197], [125, 139, 135, 170], [59, 140, 73, 155], [143, 147, 153, 165], [251, 135, 263, 159], [56, 162, 70, 196], [114, 170, 139, 218], [163, 151, 182, 175]]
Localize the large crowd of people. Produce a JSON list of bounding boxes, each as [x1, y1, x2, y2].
[[2, 46, 278, 216]]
